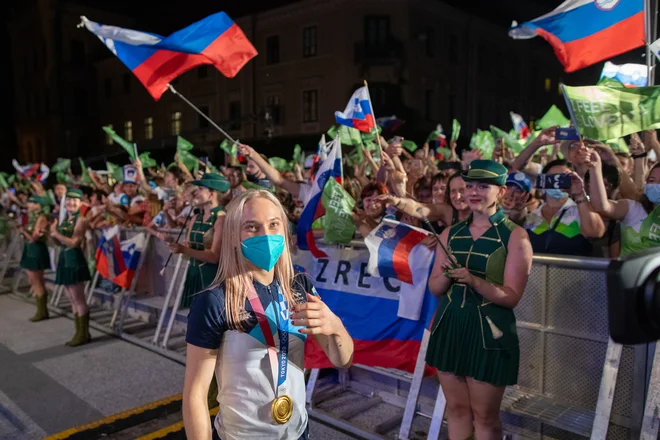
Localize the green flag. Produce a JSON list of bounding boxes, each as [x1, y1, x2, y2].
[[79, 158, 94, 186], [0, 173, 8, 189], [107, 162, 123, 184], [219, 139, 237, 158], [596, 76, 626, 89], [56, 171, 73, 185], [7, 174, 16, 186], [562, 84, 660, 140], [535, 105, 571, 129], [402, 140, 418, 152], [321, 178, 356, 245], [47, 189, 57, 205], [490, 126, 524, 154], [138, 152, 158, 169], [177, 136, 199, 172], [103, 126, 136, 160], [328, 126, 362, 146], [470, 130, 495, 159], [292, 144, 304, 167], [451, 119, 461, 142], [606, 137, 630, 154], [268, 157, 291, 172], [51, 158, 71, 173], [360, 125, 382, 143]]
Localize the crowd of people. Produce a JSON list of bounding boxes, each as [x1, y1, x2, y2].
[[2, 125, 659, 439]]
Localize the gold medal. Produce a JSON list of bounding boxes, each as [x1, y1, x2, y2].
[[271, 395, 293, 424]]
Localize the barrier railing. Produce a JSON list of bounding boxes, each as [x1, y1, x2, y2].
[[1, 225, 658, 440]]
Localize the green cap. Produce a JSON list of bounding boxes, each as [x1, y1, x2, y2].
[[66, 188, 83, 199], [462, 160, 508, 186], [190, 173, 230, 192]]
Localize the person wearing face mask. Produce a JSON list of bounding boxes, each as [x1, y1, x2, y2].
[[19, 195, 53, 322], [588, 151, 660, 256], [162, 173, 229, 309], [182, 189, 353, 440], [523, 159, 605, 256], [245, 153, 272, 188], [426, 160, 533, 440], [49, 189, 92, 346], [502, 173, 532, 226]]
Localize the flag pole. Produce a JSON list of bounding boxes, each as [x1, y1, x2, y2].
[[168, 84, 238, 145], [645, 0, 653, 85], [363, 80, 384, 161], [559, 83, 584, 143]]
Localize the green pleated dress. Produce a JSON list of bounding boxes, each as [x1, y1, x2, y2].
[[426, 209, 520, 387], [55, 212, 91, 286], [20, 211, 51, 271], [180, 206, 224, 308]]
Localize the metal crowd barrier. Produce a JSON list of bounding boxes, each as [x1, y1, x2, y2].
[[1, 225, 659, 440]]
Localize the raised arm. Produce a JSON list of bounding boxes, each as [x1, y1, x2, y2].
[[238, 144, 302, 197], [587, 151, 630, 221], [510, 127, 557, 172], [376, 194, 453, 224]]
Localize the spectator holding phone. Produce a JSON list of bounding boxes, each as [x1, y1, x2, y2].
[[523, 159, 605, 256]]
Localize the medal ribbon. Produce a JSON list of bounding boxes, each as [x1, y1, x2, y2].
[[246, 282, 289, 398]]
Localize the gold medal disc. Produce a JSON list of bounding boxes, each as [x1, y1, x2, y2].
[[271, 395, 293, 424]]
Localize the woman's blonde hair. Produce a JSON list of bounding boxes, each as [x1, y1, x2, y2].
[[212, 189, 294, 331]]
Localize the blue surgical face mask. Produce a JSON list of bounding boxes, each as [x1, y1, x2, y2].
[[644, 184, 660, 204], [241, 234, 285, 272], [545, 189, 568, 200]]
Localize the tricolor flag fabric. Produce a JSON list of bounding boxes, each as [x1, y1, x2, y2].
[[509, 0, 644, 72], [510, 112, 531, 140], [335, 86, 376, 133], [600, 61, 648, 88], [376, 115, 405, 134], [12, 160, 49, 183], [651, 38, 660, 61], [297, 137, 342, 258], [81, 12, 258, 100], [96, 227, 146, 289]]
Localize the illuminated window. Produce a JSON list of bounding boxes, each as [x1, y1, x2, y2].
[[105, 124, 113, 145], [171, 112, 182, 135], [545, 78, 552, 92], [124, 121, 133, 141], [144, 117, 153, 140]]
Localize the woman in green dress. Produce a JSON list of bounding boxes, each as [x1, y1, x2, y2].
[[164, 173, 229, 308], [426, 160, 533, 440], [20, 195, 52, 322], [49, 189, 92, 346]]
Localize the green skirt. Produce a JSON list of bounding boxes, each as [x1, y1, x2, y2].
[[55, 247, 91, 286], [426, 293, 519, 387], [20, 242, 51, 271], [180, 261, 218, 309]]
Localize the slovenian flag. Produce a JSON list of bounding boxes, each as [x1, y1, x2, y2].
[[509, 0, 644, 72], [510, 112, 531, 140], [600, 61, 648, 88], [96, 227, 146, 289], [12, 160, 49, 183], [335, 86, 376, 133], [81, 12, 258, 100], [376, 115, 405, 134], [297, 137, 342, 258]]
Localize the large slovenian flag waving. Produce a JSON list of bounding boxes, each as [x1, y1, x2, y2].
[[509, 0, 644, 72], [12, 160, 49, 183], [297, 137, 342, 258], [96, 227, 147, 289], [81, 12, 258, 100], [335, 86, 376, 133]]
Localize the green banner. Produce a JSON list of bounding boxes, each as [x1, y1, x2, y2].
[[138, 152, 158, 169], [490, 126, 524, 154], [451, 119, 461, 142], [51, 158, 71, 173], [469, 130, 495, 159], [103, 126, 136, 160], [107, 162, 123, 184], [177, 136, 199, 172], [219, 139, 237, 158], [268, 157, 291, 172], [321, 178, 355, 245], [535, 105, 571, 129], [79, 158, 94, 186], [0, 173, 8, 189], [402, 140, 417, 152], [292, 144, 304, 167], [563, 85, 660, 140]]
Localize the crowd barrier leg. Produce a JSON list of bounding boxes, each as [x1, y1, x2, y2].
[[305, 369, 320, 407], [152, 254, 184, 345], [115, 233, 152, 332], [590, 339, 623, 440], [640, 343, 660, 440], [427, 381, 448, 440], [397, 329, 431, 440], [86, 271, 100, 305], [161, 263, 188, 349], [0, 234, 20, 286]]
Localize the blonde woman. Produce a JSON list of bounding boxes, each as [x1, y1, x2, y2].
[[183, 190, 353, 440]]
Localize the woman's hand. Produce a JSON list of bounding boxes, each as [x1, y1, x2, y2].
[[49, 221, 58, 235], [569, 171, 586, 198], [238, 144, 255, 159], [167, 242, 185, 254], [291, 293, 343, 336], [445, 265, 476, 286]]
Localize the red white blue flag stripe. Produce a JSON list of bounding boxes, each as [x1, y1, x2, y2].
[[509, 0, 644, 72], [81, 12, 257, 100], [335, 86, 376, 133], [96, 227, 146, 289]]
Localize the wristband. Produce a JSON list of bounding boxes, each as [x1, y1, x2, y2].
[[632, 151, 648, 159]]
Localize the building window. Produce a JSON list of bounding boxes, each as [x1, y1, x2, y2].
[[266, 95, 282, 125], [70, 40, 85, 64], [199, 106, 210, 129], [229, 102, 241, 130], [424, 90, 434, 121], [198, 65, 208, 78], [302, 90, 318, 123], [171, 112, 182, 135], [104, 78, 112, 98], [425, 28, 434, 57], [105, 124, 114, 145], [365, 16, 390, 47], [124, 121, 133, 142], [302, 26, 317, 58], [123, 73, 131, 95], [448, 34, 459, 64], [266, 35, 280, 65], [144, 117, 153, 140]]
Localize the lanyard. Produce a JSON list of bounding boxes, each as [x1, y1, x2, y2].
[[246, 281, 289, 398]]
